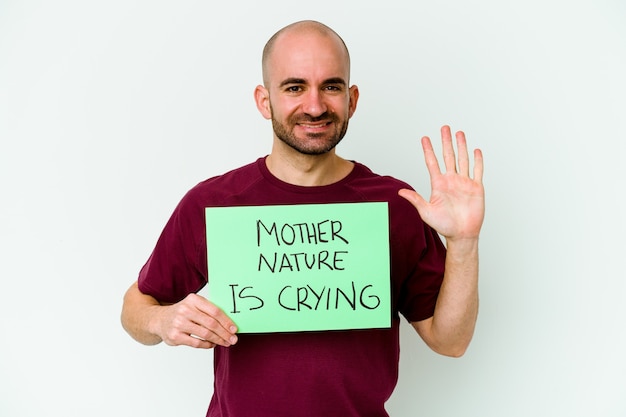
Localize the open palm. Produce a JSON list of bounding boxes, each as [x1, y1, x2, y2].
[[399, 125, 485, 242]]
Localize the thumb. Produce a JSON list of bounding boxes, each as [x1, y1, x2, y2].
[[398, 189, 428, 213]]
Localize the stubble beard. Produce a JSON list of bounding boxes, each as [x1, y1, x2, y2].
[[271, 110, 349, 156]]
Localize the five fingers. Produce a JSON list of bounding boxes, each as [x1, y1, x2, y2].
[[422, 125, 482, 182]]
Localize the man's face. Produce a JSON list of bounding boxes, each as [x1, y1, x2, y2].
[[260, 31, 358, 155]]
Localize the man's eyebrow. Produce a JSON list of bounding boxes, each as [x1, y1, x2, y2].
[[323, 77, 347, 86], [279, 78, 306, 88], [278, 77, 347, 88]]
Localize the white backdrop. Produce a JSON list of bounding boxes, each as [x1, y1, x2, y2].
[[1, 1, 625, 416]]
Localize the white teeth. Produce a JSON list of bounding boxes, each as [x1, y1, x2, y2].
[[300, 123, 327, 128]]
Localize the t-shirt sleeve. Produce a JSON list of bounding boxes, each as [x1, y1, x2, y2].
[[137, 190, 208, 303], [391, 198, 446, 323]]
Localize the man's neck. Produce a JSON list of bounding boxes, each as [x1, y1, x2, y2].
[[265, 142, 353, 187]]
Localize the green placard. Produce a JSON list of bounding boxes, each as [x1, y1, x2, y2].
[[204, 202, 390, 333]]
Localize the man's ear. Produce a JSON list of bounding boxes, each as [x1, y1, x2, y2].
[[254, 85, 272, 120], [348, 85, 359, 118]]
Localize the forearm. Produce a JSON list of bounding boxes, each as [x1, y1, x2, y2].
[[121, 281, 165, 346], [416, 238, 480, 356]]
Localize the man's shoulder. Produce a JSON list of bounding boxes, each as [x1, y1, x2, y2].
[[351, 161, 414, 192], [199, 158, 263, 187], [180, 158, 265, 206]]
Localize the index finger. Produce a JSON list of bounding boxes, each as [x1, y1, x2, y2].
[[421, 135, 442, 178]]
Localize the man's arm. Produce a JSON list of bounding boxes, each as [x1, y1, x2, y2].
[[121, 281, 238, 349], [412, 238, 479, 357], [399, 125, 484, 357]]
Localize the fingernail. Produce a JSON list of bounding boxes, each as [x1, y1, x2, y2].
[[230, 335, 238, 344]]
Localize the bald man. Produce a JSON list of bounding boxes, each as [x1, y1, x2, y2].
[[122, 20, 484, 417]]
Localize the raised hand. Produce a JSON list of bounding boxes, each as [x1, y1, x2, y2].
[[399, 125, 484, 242]]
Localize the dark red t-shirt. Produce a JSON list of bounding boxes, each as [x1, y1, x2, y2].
[[138, 157, 446, 417]]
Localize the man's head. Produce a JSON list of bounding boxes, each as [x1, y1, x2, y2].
[[255, 20, 359, 155], [261, 20, 351, 87]]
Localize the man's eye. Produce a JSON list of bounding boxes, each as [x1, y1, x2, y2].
[[286, 86, 302, 92]]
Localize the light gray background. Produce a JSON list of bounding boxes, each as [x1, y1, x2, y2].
[[1, 1, 624, 416]]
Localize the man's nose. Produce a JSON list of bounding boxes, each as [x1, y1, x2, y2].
[[302, 90, 327, 117]]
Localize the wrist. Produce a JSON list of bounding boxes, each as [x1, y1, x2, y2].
[[146, 305, 167, 343], [445, 237, 479, 258]]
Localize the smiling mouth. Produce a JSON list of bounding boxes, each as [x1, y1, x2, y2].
[[297, 121, 331, 129]]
